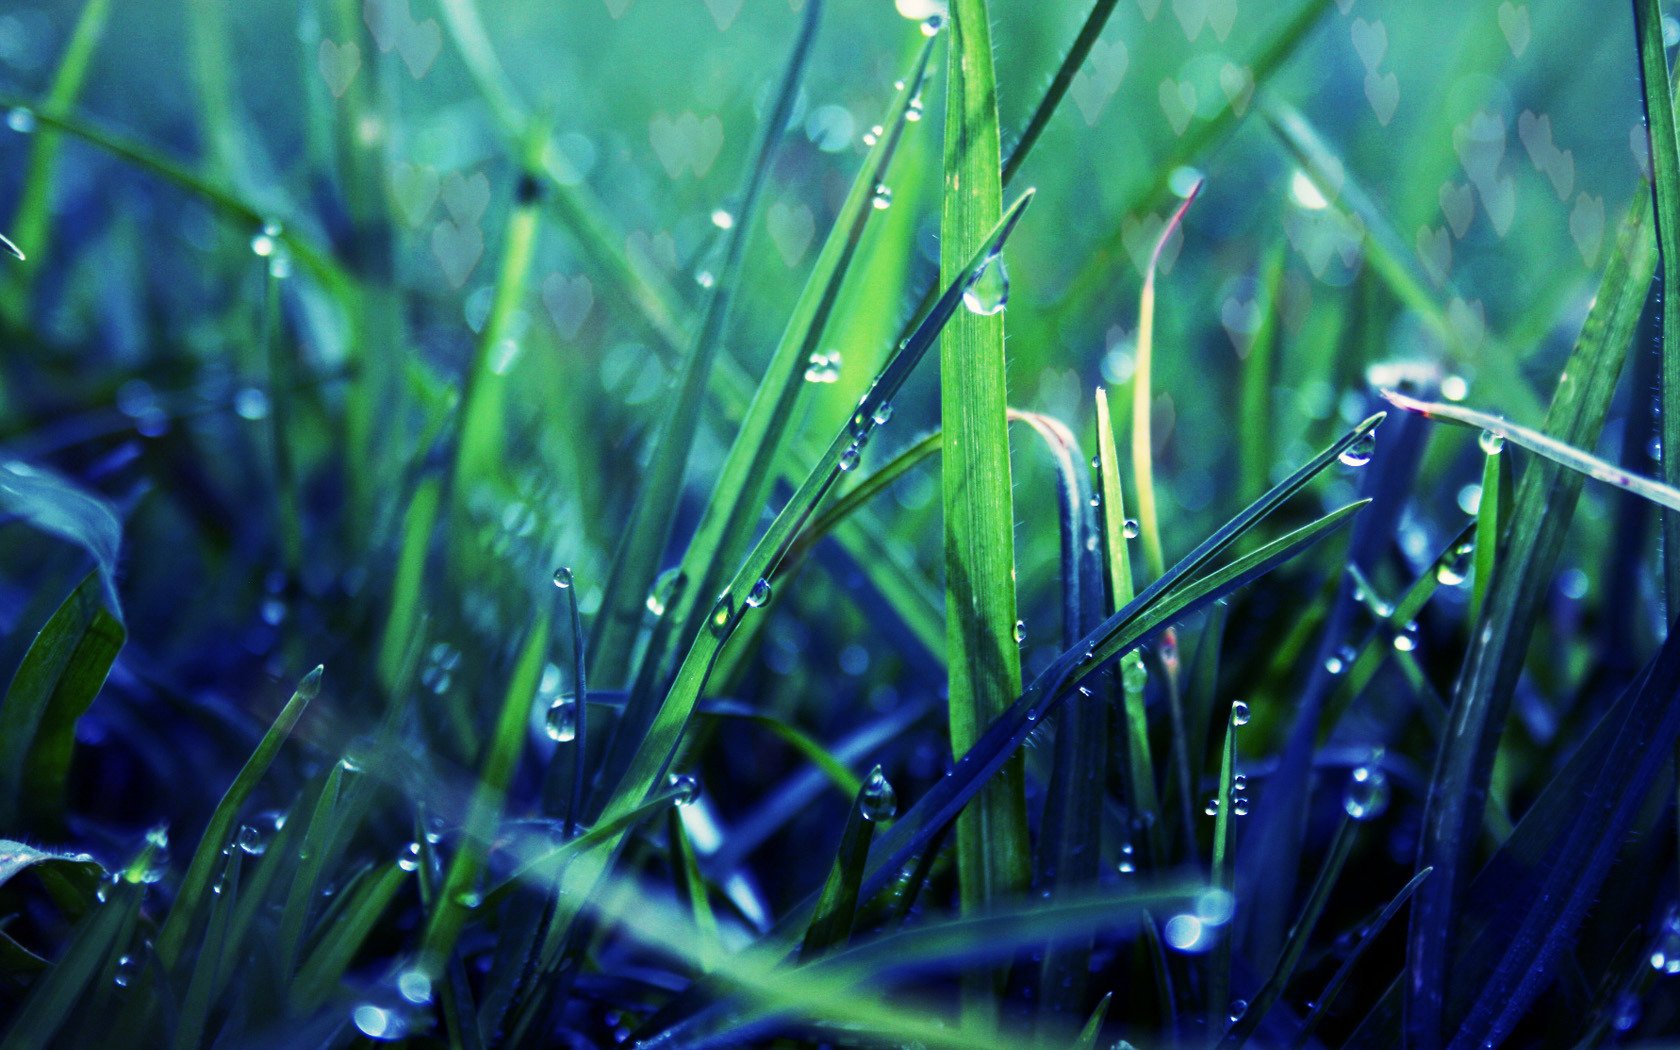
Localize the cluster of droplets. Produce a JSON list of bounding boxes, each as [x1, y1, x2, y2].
[[804, 349, 842, 383], [1342, 763, 1390, 821], [397, 841, 422, 873], [1651, 903, 1680, 974], [135, 824, 171, 885], [235, 812, 283, 857], [1117, 841, 1137, 875], [1206, 703, 1252, 817], [859, 765, 898, 822]]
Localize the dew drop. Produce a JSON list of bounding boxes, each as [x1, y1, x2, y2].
[[1230, 700, 1250, 726], [1436, 542, 1473, 587], [962, 254, 1010, 316], [709, 594, 733, 635], [1343, 765, 1390, 820], [1229, 999, 1249, 1023], [871, 183, 893, 210], [397, 969, 433, 1005], [397, 842, 421, 872], [1232, 796, 1250, 816], [114, 954, 135, 988], [667, 773, 700, 806], [646, 568, 679, 616], [1122, 518, 1141, 539], [1205, 798, 1220, 816], [1121, 655, 1148, 692], [6, 106, 37, 134], [1392, 621, 1419, 652], [906, 96, 924, 121], [236, 823, 269, 856], [1013, 620, 1027, 645], [872, 402, 894, 426], [552, 566, 574, 589], [1163, 913, 1208, 952], [1339, 431, 1376, 467], [921, 13, 944, 35], [838, 444, 861, 472], [1651, 904, 1680, 973], [545, 698, 578, 743], [353, 1003, 406, 1041], [860, 765, 898, 822], [1478, 429, 1506, 455], [746, 577, 772, 608]]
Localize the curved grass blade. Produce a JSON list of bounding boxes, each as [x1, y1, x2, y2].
[[1133, 180, 1201, 583], [1634, 0, 1680, 603], [588, 1, 821, 684], [1384, 389, 1680, 513], [156, 664, 323, 968], [1001, 0, 1120, 185], [1406, 192, 1656, 1050], [593, 34, 938, 804]]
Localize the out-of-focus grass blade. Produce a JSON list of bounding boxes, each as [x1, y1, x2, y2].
[[588, 1, 820, 686], [557, 570, 590, 837], [277, 762, 348, 977], [1292, 866, 1430, 1049], [377, 477, 442, 697], [941, 0, 1030, 946], [595, 36, 938, 803], [1634, 0, 1680, 601], [156, 664, 322, 968], [1406, 193, 1656, 1050], [1073, 992, 1113, 1050], [695, 700, 862, 798], [1219, 815, 1356, 1047], [0, 879, 140, 1050], [0, 0, 112, 326], [0, 232, 23, 261], [800, 769, 885, 960], [1384, 389, 1680, 513], [290, 861, 409, 1011], [1132, 181, 1201, 583], [1239, 244, 1286, 502], [420, 612, 548, 975], [668, 807, 720, 971], [780, 430, 942, 575], [1096, 388, 1162, 864], [1001, 0, 1120, 185], [0, 571, 123, 829], [451, 119, 547, 493]]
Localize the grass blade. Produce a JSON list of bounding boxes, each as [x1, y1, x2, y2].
[[1, 880, 140, 1050], [800, 767, 889, 960], [1406, 192, 1656, 1049], [1208, 703, 1240, 1030], [1293, 866, 1431, 1049], [156, 664, 323, 968], [1470, 443, 1508, 627]]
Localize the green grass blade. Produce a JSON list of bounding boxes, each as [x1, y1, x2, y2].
[[276, 763, 349, 977], [1001, 0, 1120, 185], [800, 768, 886, 960], [172, 849, 241, 1050], [1238, 243, 1286, 503], [1634, 0, 1680, 603], [1072, 991, 1114, 1050], [1470, 444, 1507, 627], [420, 611, 549, 976], [0, 0, 112, 327], [1208, 703, 1240, 1029], [1406, 192, 1656, 1049], [1132, 181, 1201, 583], [0, 571, 123, 829], [291, 861, 409, 1010], [1292, 866, 1430, 1049], [668, 807, 721, 971], [377, 478, 442, 697], [156, 664, 322, 969], [942, 0, 1029, 934], [557, 570, 590, 837], [588, 1, 820, 686]]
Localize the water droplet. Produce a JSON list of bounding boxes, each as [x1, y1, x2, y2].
[[862, 124, 883, 147], [1436, 542, 1473, 586], [860, 765, 898, 822], [921, 13, 944, 35], [455, 889, 483, 909], [1339, 431, 1376, 467], [962, 254, 1010, 315], [1613, 990, 1641, 1031], [236, 824, 269, 856], [646, 568, 679, 616], [1122, 518, 1141, 539], [234, 387, 271, 421], [353, 1003, 406, 1041], [339, 753, 363, 775], [552, 566, 573, 589], [1478, 429, 1506, 455], [746, 577, 772, 608], [397, 842, 421, 872], [872, 402, 894, 426], [871, 183, 893, 210], [667, 773, 700, 806], [1229, 999, 1249, 1023], [1230, 700, 1250, 726], [1232, 796, 1250, 816], [397, 969, 433, 1005], [1121, 655, 1148, 692], [710, 208, 735, 230], [114, 954, 136, 988], [1205, 798, 1220, 816], [1343, 765, 1390, 820], [804, 349, 842, 384], [1392, 621, 1419, 652], [1651, 905, 1680, 973], [6, 106, 37, 134], [546, 697, 579, 742], [709, 594, 733, 636], [1163, 913, 1210, 952], [906, 96, 924, 122], [1013, 620, 1027, 645], [838, 444, 861, 472]]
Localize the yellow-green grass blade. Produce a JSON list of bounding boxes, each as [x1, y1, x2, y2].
[[941, 0, 1029, 934], [1132, 180, 1201, 583], [419, 612, 549, 977], [156, 664, 323, 968], [0, 0, 112, 329]]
